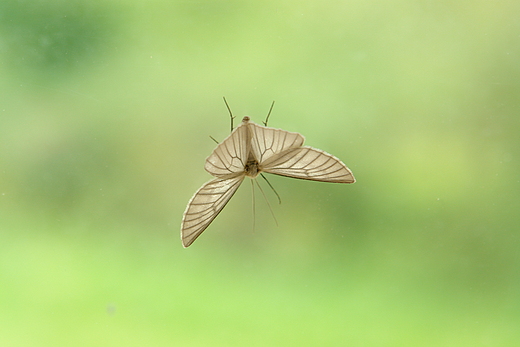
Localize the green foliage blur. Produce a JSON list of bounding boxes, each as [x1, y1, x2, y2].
[[1, 0, 519, 345]]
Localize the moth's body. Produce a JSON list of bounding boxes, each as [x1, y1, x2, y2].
[[181, 115, 355, 247], [241, 117, 262, 178], [244, 156, 261, 178]]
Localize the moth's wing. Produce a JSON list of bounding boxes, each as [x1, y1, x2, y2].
[[205, 123, 249, 176], [181, 175, 245, 247], [248, 122, 305, 163], [261, 146, 355, 183]]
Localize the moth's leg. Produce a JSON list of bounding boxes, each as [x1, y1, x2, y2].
[[260, 173, 281, 204], [223, 97, 235, 132], [263, 101, 275, 126], [255, 178, 279, 226]]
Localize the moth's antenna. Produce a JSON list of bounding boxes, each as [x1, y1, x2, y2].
[[260, 173, 281, 204], [223, 97, 235, 132], [263, 101, 275, 126], [255, 179, 279, 226], [251, 179, 256, 233]]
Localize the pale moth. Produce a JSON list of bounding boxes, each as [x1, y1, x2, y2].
[[181, 103, 355, 247]]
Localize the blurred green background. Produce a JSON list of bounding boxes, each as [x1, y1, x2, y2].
[[1, 0, 519, 345]]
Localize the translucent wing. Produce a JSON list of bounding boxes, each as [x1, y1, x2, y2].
[[261, 146, 356, 183], [181, 175, 245, 247], [248, 122, 305, 164], [205, 122, 249, 177]]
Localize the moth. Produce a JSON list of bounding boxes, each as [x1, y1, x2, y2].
[[181, 107, 355, 247]]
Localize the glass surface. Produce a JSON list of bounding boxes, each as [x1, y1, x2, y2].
[[1, 1, 519, 345]]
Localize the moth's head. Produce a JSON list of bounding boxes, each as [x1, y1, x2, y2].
[[242, 116, 250, 123]]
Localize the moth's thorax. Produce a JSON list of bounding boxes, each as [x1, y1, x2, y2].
[[244, 159, 261, 177], [244, 152, 261, 178]]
